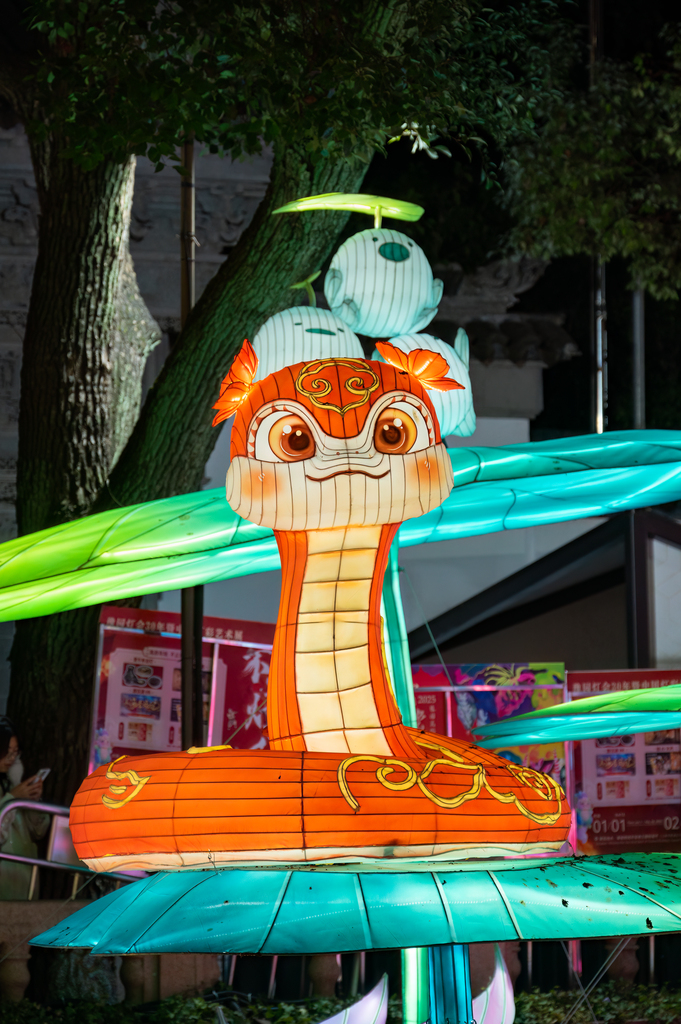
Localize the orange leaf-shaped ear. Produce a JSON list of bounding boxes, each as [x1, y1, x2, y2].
[[376, 341, 465, 391], [212, 339, 259, 425]]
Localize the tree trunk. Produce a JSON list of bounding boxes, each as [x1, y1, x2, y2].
[[103, 141, 370, 505], [8, 138, 160, 802], [17, 140, 159, 532]]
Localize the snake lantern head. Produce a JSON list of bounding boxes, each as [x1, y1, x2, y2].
[[323, 229, 444, 338], [216, 340, 464, 533]]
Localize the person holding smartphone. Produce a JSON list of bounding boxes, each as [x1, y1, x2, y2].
[[0, 716, 49, 899]]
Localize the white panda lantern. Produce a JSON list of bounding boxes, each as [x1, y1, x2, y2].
[[324, 228, 444, 338]]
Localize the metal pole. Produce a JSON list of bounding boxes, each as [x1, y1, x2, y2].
[[179, 136, 204, 749], [192, 581, 204, 746], [589, 0, 607, 435], [180, 137, 196, 325], [428, 944, 473, 1024], [181, 587, 195, 750], [593, 257, 608, 434], [632, 287, 645, 429]]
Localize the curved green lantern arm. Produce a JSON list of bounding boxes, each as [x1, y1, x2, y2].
[[2, 430, 681, 622], [473, 683, 681, 746], [272, 192, 425, 225], [0, 490, 276, 621], [403, 460, 681, 547], [447, 430, 681, 486], [474, 711, 681, 747]]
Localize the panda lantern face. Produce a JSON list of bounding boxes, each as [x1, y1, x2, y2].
[[226, 355, 454, 532], [324, 228, 444, 338]]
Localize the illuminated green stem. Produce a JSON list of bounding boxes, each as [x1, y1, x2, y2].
[[381, 540, 416, 728], [402, 947, 429, 1024]]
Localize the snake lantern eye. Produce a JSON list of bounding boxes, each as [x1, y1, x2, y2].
[[269, 415, 316, 462], [374, 409, 417, 454]]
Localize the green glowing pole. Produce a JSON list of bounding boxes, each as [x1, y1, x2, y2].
[[381, 541, 417, 727], [402, 947, 429, 1024]]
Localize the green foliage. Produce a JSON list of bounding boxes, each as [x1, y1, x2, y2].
[[0, 991, 403, 1024], [348, 139, 515, 269], [516, 980, 681, 1024], [507, 24, 681, 300], [22, 0, 569, 171]]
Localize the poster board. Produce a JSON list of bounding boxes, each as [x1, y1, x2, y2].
[[568, 669, 681, 854], [90, 606, 274, 771], [412, 662, 567, 791]]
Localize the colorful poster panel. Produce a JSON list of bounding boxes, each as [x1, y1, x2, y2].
[[412, 662, 566, 790]]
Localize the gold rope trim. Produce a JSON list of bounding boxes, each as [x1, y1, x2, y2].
[[338, 743, 564, 824], [102, 757, 151, 809]]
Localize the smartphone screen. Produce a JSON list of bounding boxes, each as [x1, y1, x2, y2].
[[35, 768, 51, 781]]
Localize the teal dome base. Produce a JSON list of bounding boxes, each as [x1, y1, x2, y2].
[[31, 853, 681, 955]]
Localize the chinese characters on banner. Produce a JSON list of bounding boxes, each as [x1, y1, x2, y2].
[[569, 669, 681, 854], [90, 606, 274, 771], [412, 662, 567, 790]]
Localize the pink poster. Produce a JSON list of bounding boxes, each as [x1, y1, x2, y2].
[[91, 606, 274, 770]]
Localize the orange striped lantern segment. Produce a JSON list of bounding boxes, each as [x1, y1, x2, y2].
[[72, 730, 568, 872]]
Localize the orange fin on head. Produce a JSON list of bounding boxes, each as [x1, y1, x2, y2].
[[375, 341, 465, 392], [212, 340, 259, 425]]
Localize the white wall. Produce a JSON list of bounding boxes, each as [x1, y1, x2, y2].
[[651, 537, 681, 667]]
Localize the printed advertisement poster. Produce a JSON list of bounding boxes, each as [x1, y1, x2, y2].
[[91, 607, 274, 770], [568, 669, 681, 853], [209, 644, 271, 749], [412, 662, 566, 789]]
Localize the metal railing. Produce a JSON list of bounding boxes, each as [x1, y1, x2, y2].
[[0, 799, 136, 885]]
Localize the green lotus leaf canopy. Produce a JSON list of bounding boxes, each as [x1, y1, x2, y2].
[[273, 192, 424, 227], [474, 683, 681, 747]]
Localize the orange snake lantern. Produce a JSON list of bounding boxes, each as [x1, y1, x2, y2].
[[70, 340, 570, 871]]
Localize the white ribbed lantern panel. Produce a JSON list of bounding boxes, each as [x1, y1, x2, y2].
[[324, 229, 443, 338], [252, 307, 363, 381]]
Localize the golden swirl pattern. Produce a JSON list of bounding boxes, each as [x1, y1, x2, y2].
[[102, 757, 151, 809], [296, 358, 379, 415], [338, 743, 564, 824]]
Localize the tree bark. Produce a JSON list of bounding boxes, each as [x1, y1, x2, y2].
[[17, 140, 159, 532], [7, 137, 160, 802], [103, 141, 370, 505]]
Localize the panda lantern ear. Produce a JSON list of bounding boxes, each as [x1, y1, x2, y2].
[[375, 341, 465, 392], [212, 339, 259, 425]]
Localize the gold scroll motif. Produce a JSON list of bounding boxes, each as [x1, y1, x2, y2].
[[338, 742, 565, 824], [102, 757, 151, 809], [296, 359, 379, 416]]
